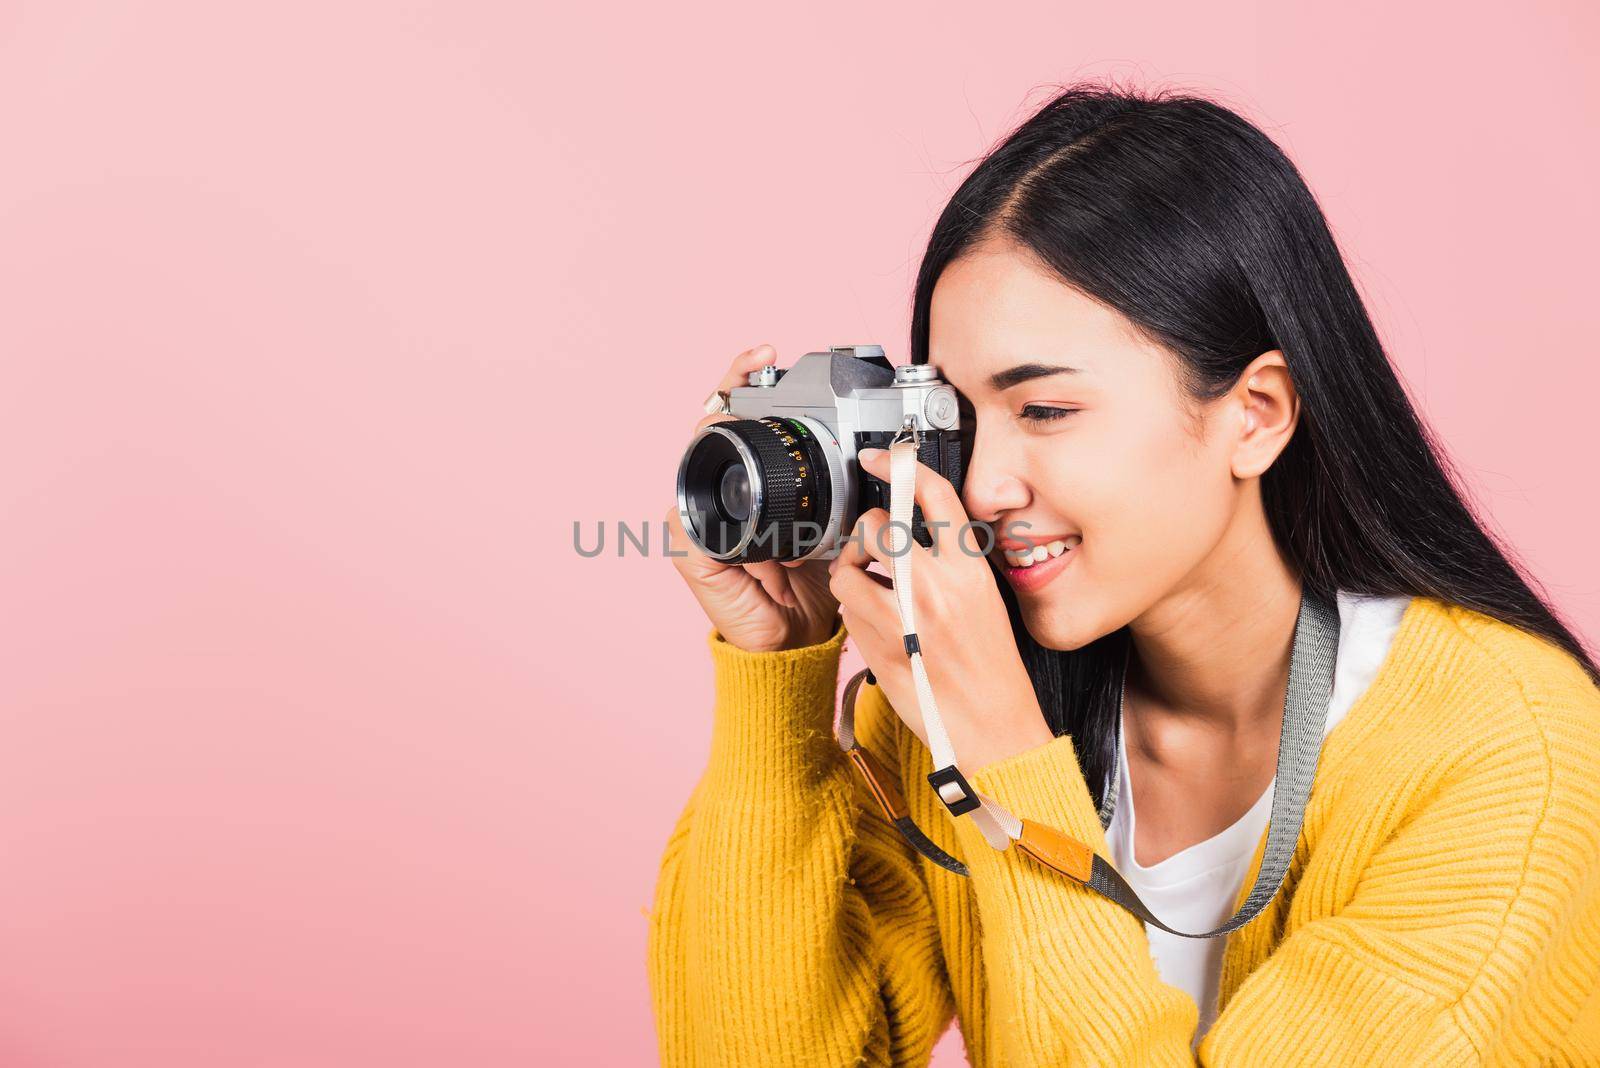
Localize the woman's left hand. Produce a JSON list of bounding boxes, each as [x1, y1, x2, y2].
[[829, 446, 1055, 775]]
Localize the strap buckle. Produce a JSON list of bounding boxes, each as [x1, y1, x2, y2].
[[927, 764, 981, 816]]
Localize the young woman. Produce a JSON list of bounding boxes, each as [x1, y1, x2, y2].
[[648, 84, 1600, 1066]]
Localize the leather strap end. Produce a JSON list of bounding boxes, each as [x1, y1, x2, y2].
[[845, 745, 910, 822], [1014, 819, 1095, 882]]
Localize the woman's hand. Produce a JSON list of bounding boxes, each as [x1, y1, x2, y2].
[[666, 344, 841, 654], [828, 447, 1054, 774]]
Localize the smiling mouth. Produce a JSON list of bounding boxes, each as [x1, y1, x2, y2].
[[998, 535, 1082, 569]]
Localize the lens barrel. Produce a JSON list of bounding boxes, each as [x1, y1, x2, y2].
[[677, 417, 832, 563]]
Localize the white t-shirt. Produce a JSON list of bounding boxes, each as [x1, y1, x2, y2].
[[1103, 589, 1411, 1047]]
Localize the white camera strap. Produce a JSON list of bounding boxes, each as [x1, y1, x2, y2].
[[835, 425, 1343, 938], [883, 431, 1018, 852]]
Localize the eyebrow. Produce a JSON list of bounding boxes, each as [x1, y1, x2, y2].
[[986, 361, 1083, 391]]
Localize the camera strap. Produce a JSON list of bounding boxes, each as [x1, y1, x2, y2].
[[834, 430, 1342, 938]]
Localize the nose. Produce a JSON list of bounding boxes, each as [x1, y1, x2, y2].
[[959, 433, 1030, 528]]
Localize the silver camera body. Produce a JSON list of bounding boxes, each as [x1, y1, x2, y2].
[[675, 345, 966, 564]]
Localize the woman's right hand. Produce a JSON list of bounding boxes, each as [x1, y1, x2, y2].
[[665, 344, 841, 653]]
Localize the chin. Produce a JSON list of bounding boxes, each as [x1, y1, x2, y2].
[[1018, 600, 1104, 652]]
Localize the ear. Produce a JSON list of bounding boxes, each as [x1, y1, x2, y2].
[[1230, 350, 1299, 479]]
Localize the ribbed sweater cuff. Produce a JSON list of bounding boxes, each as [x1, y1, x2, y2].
[[701, 618, 850, 806]]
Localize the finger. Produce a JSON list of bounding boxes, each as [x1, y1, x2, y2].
[[663, 501, 701, 561], [743, 558, 797, 608], [662, 502, 686, 556], [832, 507, 927, 578], [697, 345, 778, 421], [855, 445, 968, 555], [829, 563, 898, 639], [829, 542, 893, 588], [714, 344, 777, 395], [665, 502, 726, 587], [830, 509, 879, 576]]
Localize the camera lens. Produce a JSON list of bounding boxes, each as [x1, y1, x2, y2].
[[716, 462, 752, 521], [676, 417, 834, 563]]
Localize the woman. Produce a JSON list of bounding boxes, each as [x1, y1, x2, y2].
[[647, 84, 1600, 1066]]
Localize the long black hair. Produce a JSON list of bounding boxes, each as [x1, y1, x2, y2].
[[908, 82, 1600, 810]]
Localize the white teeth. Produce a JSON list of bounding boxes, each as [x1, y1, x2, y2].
[[1002, 536, 1081, 569]]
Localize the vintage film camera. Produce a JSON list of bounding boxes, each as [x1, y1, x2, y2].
[[675, 345, 967, 564]]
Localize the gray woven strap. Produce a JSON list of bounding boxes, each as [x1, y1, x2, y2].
[[837, 588, 1341, 937], [1094, 589, 1340, 937]]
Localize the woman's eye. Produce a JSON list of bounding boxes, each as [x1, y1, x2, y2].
[[1019, 404, 1076, 423]]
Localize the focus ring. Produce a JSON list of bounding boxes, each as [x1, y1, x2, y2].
[[747, 419, 801, 562], [723, 418, 799, 563]]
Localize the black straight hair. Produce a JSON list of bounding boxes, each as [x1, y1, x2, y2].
[[908, 82, 1600, 811]]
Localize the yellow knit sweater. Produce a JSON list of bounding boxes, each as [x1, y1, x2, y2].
[[646, 596, 1600, 1065]]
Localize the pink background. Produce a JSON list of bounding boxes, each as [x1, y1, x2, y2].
[[0, 1, 1594, 1064]]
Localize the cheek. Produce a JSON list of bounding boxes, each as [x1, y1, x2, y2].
[[1076, 423, 1234, 574], [1016, 421, 1236, 650]]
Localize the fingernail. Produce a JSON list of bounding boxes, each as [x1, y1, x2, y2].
[[702, 390, 727, 414], [859, 447, 883, 462]]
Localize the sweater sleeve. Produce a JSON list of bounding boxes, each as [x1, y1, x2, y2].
[[945, 689, 1600, 1066], [646, 618, 957, 1067]]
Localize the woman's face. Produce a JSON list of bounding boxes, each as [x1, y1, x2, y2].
[[930, 236, 1251, 651]]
